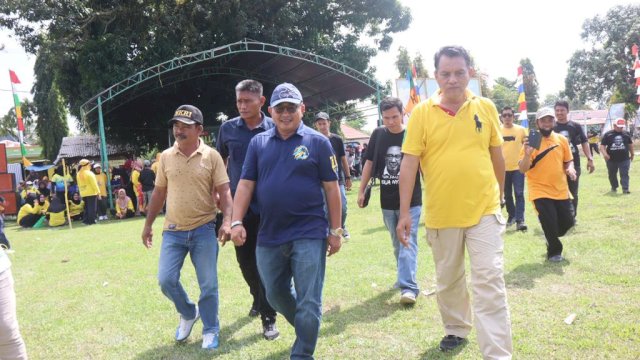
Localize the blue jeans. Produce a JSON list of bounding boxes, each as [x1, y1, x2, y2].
[[158, 221, 219, 334], [606, 159, 631, 191], [256, 239, 327, 360], [504, 170, 525, 222], [321, 184, 348, 229], [382, 206, 421, 296]]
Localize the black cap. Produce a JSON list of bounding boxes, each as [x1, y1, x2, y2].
[[169, 105, 203, 126]]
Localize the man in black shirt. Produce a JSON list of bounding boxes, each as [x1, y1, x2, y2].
[[554, 101, 595, 217], [357, 97, 422, 305], [314, 112, 352, 238], [600, 118, 634, 194], [138, 160, 156, 214]]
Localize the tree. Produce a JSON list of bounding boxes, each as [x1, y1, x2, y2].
[[541, 92, 591, 110], [489, 77, 518, 112], [413, 53, 429, 78], [520, 58, 540, 113], [0, 98, 36, 141], [395, 46, 411, 78], [565, 5, 640, 114], [1, 0, 411, 147]]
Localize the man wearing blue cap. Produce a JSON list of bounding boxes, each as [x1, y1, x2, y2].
[[231, 83, 342, 359]]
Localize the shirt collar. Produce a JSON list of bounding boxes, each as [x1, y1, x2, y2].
[[269, 122, 306, 139], [171, 139, 206, 157], [429, 89, 477, 107], [237, 112, 270, 129]]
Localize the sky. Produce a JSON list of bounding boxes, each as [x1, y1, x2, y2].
[[0, 0, 637, 132]]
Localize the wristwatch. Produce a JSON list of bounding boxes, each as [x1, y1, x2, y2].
[[329, 228, 344, 237], [230, 220, 243, 228]]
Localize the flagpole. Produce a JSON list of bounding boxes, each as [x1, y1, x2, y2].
[[9, 69, 30, 180]]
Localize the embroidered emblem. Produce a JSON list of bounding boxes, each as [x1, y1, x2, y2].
[[293, 145, 310, 160]]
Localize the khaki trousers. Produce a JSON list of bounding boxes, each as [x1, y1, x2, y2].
[[0, 269, 28, 360], [426, 214, 512, 360]]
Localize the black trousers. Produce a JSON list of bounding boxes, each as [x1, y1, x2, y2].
[[533, 198, 575, 258], [82, 195, 98, 225], [19, 214, 41, 228], [231, 210, 277, 323], [566, 167, 581, 217], [97, 197, 108, 217]]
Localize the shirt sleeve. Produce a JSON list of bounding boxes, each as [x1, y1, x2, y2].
[[318, 137, 339, 182], [402, 104, 427, 157], [561, 137, 573, 162], [334, 136, 346, 158], [488, 106, 504, 147], [241, 137, 259, 181], [216, 123, 228, 159], [155, 152, 168, 187], [210, 149, 230, 187], [365, 128, 381, 161], [576, 123, 588, 144]]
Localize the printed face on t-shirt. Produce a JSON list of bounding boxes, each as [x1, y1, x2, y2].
[[385, 146, 402, 176]]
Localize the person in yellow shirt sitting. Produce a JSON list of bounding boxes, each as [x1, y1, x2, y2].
[[114, 189, 135, 219], [20, 181, 38, 200], [38, 194, 50, 214], [68, 192, 85, 221], [46, 195, 67, 227], [17, 194, 43, 228]]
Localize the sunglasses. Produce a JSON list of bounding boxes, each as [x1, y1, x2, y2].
[[273, 104, 300, 114], [501, 113, 514, 118]]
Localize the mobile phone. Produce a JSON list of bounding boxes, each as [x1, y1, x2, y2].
[[528, 130, 542, 150]]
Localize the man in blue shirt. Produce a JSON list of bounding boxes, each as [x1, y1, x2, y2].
[[230, 83, 342, 360], [216, 79, 278, 340]]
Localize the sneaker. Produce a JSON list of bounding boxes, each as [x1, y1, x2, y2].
[[439, 335, 466, 352], [343, 229, 351, 239], [400, 291, 417, 305], [262, 322, 279, 340], [175, 306, 199, 342], [516, 222, 528, 232], [201, 333, 219, 349], [623, 190, 630, 194], [506, 218, 515, 227], [548, 254, 565, 262], [248, 306, 259, 317]]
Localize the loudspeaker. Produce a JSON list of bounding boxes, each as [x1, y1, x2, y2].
[[0, 173, 15, 192], [0, 144, 7, 173]]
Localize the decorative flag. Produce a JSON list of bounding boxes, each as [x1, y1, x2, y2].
[[633, 44, 640, 104], [9, 70, 29, 165], [516, 66, 528, 128], [404, 65, 421, 115]]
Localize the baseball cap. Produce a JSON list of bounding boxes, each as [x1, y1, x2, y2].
[[270, 83, 303, 107], [169, 105, 203, 126], [315, 111, 330, 121], [93, 163, 102, 169], [79, 158, 92, 166], [143, 160, 151, 166], [614, 118, 626, 128], [536, 107, 555, 120]]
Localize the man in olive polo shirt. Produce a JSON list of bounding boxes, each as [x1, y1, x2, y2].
[[141, 104, 233, 350]]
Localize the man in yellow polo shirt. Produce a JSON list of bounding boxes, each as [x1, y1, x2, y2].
[[500, 106, 528, 231], [141, 104, 233, 350], [397, 45, 512, 359], [519, 108, 576, 262]]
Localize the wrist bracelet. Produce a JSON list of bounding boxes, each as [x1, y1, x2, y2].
[[230, 220, 243, 228]]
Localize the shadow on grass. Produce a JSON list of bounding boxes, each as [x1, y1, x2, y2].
[[361, 225, 386, 235], [321, 288, 400, 337], [505, 258, 570, 289], [420, 341, 468, 359], [133, 315, 258, 360]]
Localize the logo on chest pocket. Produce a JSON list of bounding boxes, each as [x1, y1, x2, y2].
[[293, 145, 309, 160]]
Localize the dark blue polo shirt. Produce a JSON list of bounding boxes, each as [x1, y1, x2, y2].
[[241, 124, 338, 246], [216, 113, 274, 212]]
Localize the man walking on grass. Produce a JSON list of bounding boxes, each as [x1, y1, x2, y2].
[[500, 106, 528, 231], [519, 108, 576, 262], [600, 118, 634, 194], [142, 105, 233, 350]]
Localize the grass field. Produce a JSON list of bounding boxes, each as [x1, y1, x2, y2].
[[5, 155, 640, 359]]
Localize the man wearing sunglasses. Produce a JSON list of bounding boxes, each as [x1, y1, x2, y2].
[[500, 106, 528, 231], [231, 83, 342, 359]]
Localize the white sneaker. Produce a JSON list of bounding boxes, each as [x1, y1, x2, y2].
[[175, 306, 199, 341], [400, 291, 417, 305], [202, 332, 219, 349]]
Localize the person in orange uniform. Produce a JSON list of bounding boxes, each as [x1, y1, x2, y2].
[[519, 108, 576, 262]]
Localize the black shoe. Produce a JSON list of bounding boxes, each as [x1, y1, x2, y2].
[[439, 335, 466, 352], [262, 322, 279, 340], [506, 218, 515, 227], [623, 190, 630, 194], [516, 222, 528, 231], [249, 307, 259, 317]]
